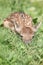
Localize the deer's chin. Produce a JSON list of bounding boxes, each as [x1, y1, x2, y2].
[[21, 35, 32, 44], [22, 39, 32, 44]]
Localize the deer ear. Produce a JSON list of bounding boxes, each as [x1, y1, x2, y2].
[[32, 28, 36, 32], [28, 22, 41, 32], [27, 26, 37, 32], [25, 26, 35, 33], [33, 22, 41, 32]]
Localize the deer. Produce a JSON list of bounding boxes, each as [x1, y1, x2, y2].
[[2, 12, 41, 43]]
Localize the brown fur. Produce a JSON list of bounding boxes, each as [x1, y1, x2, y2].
[[3, 12, 41, 43]]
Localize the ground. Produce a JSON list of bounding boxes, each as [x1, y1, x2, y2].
[[0, 0, 43, 65]]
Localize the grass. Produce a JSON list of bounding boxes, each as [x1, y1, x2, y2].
[[0, 0, 43, 65]]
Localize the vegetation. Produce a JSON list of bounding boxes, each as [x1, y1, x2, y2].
[[0, 0, 43, 65]]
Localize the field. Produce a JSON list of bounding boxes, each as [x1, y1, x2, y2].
[[0, 0, 43, 65]]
